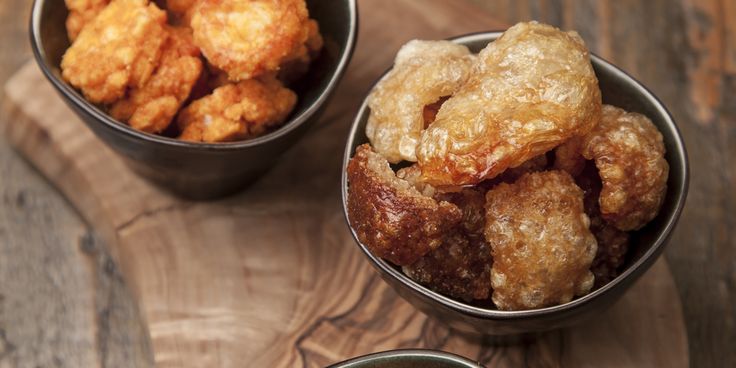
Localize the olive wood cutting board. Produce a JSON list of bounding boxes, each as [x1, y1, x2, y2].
[[1, 0, 688, 366]]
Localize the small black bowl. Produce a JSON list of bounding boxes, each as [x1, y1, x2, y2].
[[328, 349, 484, 368], [341, 32, 689, 335], [30, 0, 357, 199]]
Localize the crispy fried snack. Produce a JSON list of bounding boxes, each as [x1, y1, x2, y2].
[[61, 0, 168, 104], [109, 26, 203, 134], [346, 145, 462, 266], [365, 40, 475, 163], [278, 19, 324, 85], [404, 188, 492, 301], [417, 22, 601, 187], [191, 0, 310, 81], [177, 75, 296, 142], [581, 105, 669, 231], [65, 0, 111, 41], [554, 137, 586, 178], [484, 171, 597, 310], [576, 162, 630, 287]]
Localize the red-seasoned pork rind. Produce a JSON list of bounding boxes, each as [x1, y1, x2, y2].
[[366, 40, 475, 163], [576, 162, 630, 288], [65, 0, 111, 41], [484, 170, 597, 310], [403, 188, 492, 301], [581, 105, 669, 231], [190, 0, 310, 81], [346, 145, 462, 266], [61, 0, 168, 104], [110, 26, 203, 134], [417, 21, 601, 187], [177, 75, 296, 142]]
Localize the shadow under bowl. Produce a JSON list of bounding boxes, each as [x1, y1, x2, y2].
[[328, 349, 484, 368], [341, 32, 689, 335], [30, 0, 357, 199]]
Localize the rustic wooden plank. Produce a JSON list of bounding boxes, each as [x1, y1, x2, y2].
[[1, 0, 691, 366]]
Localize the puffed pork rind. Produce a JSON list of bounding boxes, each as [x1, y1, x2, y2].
[[346, 144, 462, 266], [366, 40, 475, 163], [576, 162, 630, 288], [417, 21, 601, 187], [581, 105, 669, 231], [403, 188, 492, 301], [110, 26, 203, 134], [484, 170, 597, 310], [61, 0, 168, 105], [177, 75, 297, 142], [190, 0, 310, 81]]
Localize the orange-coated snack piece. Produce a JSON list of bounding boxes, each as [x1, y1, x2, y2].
[[278, 19, 324, 85], [417, 22, 601, 187], [61, 0, 168, 104], [366, 40, 475, 163], [581, 105, 669, 231], [177, 75, 296, 142], [64, 0, 111, 41], [110, 26, 203, 134], [484, 171, 597, 310], [346, 144, 462, 266], [191, 0, 310, 81]]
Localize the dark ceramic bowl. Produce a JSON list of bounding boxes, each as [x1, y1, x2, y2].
[[30, 0, 357, 199], [328, 350, 484, 368], [341, 32, 689, 335]]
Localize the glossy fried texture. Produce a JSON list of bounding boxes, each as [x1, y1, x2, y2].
[[396, 164, 436, 197], [61, 0, 168, 104], [109, 26, 203, 134], [65, 0, 111, 41], [484, 171, 597, 310], [346, 145, 462, 266], [581, 105, 669, 231], [177, 75, 296, 142], [278, 19, 324, 85], [366, 40, 475, 163], [417, 22, 601, 187], [576, 162, 630, 288], [497, 153, 549, 183], [404, 188, 492, 301], [554, 137, 586, 178], [191, 0, 310, 81]]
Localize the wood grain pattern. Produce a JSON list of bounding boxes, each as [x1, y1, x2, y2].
[[0, 0, 690, 366]]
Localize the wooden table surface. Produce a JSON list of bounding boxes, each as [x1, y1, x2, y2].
[[0, 0, 733, 367]]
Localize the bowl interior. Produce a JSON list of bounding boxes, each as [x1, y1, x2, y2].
[[342, 32, 688, 317], [328, 350, 483, 368], [31, 0, 356, 148]]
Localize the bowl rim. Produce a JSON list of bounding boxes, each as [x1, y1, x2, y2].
[[29, 0, 358, 151], [327, 349, 484, 368], [340, 31, 690, 320]]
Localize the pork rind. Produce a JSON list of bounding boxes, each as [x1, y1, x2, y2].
[[366, 40, 475, 163], [576, 162, 630, 287], [110, 26, 203, 134], [417, 21, 601, 187], [403, 188, 492, 301], [61, 0, 168, 104], [177, 75, 296, 142], [484, 171, 597, 310], [346, 145, 462, 266], [581, 105, 669, 231], [190, 0, 310, 81], [65, 0, 111, 41]]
